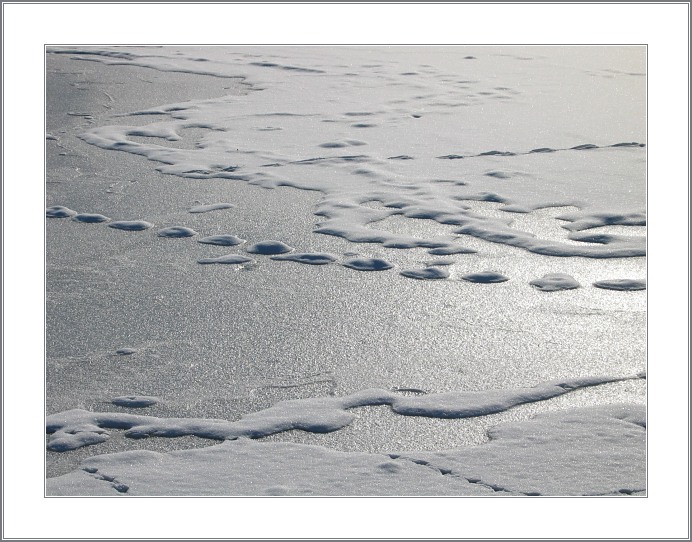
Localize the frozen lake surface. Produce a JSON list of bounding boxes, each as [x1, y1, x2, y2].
[[45, 46, 646, 496]]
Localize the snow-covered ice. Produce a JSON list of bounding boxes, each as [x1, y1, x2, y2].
[[44, 45, 647, 497]]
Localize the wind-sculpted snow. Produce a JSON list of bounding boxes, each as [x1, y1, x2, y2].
[[46, 373, 641, 452], [46, 403, 644, 496], [50, 46, 645, 262]]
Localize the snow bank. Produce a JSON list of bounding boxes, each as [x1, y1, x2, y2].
[[46, 403, 644, 496]]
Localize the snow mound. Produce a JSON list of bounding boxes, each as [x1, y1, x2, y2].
[[246, 240, 294, 255], [72, 213, 110, 223], [461, 271, 509, 283], [197, 235, 245, 246], [115, 348, 137, 356], [46, 373, 641, 452], [271, 252, 337, 265], [530, 273, 580, 291], [112, 396, 159, 408], [46, 403, 644, 496], [108, 220, 153, 231], [157, 226, 198, 238], [593, 278, 646, 291], [342, 257, 393, 271], [46, 206, 77, 218], [400, 267, 450, 280], [188, 203, 234, 213], [428, 245, 476, 256], [197, 254, 254, 265]]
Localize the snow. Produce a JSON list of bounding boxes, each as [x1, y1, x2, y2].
[[1, 0, 690, 537], [107, 220, 153, 231], [156, 226, 198, 238], [530, 273, 581, 292], [245, 240, 294, 255], [46, 205, 77, 218], [342, 256, 393, 271], [593, 278, 647, 291], [112, 396, 159, 408], [54, 46, 645, 262], [46, 402, 644, 496], [461, 271, 510, 283], [72, 213, 110, 223], [41, 43, 650, 501], [197, 254, 254, 265], [400, 267, 450, 280], [46, 373, 642, 453], [271, 252, 338, 265], [197, 234, 245, 246], [188, 202, 235, 213]]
